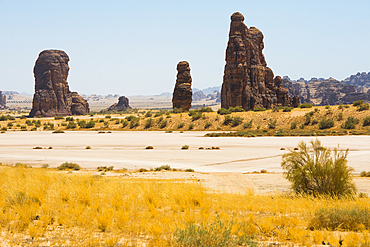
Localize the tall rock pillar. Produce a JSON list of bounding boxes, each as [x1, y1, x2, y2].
[[172, 61, 192, 111], [29, 50, 89, 117]]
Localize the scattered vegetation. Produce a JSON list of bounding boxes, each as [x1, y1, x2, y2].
[[342, 117, 360, 129], [57, 162, 81, 171], [299, 103, 313, 108]]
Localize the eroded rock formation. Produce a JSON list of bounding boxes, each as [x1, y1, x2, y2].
[[172, 61, 192, 111], [29, 50, 89, 117], [221, 12, 298, 110], [343, 72, 370, 93], [0, 91, 6, 109], [106, 96, 131, 111]]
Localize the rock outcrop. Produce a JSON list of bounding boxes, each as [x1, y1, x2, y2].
[[172, 61, 192, 111], [342, 72, 370, 93], [0, 91, 6, 109], [106, 96, 132, 111], [29, 50, 89, 117], [193, 91, 206, 101], [221, 12, 298, 110]]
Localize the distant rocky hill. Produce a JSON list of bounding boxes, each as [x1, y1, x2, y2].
[[282, 76, 369, 106], [342, 71, 370, 93]]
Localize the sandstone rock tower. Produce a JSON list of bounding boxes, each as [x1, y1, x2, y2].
[[221, 12, 298, 110], [0, 91, 6, 109], [106, 96, 131, 111], [172, 61, 192, 111], [29, 50, 89, 117]]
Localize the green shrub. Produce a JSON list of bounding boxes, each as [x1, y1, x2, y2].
[[360, 171, 367, 177], [105, 115, 111, 119], [311, 119, 318, 125], [204, 121, 212, 129], [198, 107, 214, 112], [129, 119, 140, 129], [290, 121, 298, 130], [281, 139, 357, 197], [342, 117, 359, 129], [319, 118, 334, 129], [54, 116, 64, 120], [126, 115, 137, 122], [338, 112, 343, 121], [145, 111, 152, 118], [145, 118, 154, 129], [253, 107, 266, 112], [66, 121, 77, 129], [157, 116, 164, 123], [190, 112, 202, 121], [272, 106, 283, 112], [268, 118, 277, 129], [7, 122, 13, 127], [25, 120, 33, 126], [358, 103, 369, 111], [353, 100, 364, 106], [66, 117, 74, 121], [228, 106, 244, 112], [243, 119, 253, 129], [299, 103, 313, 108], [188, 123, 194, 130], [181, 145, 189, 150], [121, 120, 128, 128], [185, 168, 194, 172], [283, 106, 293, 112], [217, 108, 231, 115], [52, 130, 64, 133], [155, 165, 171, 171], [308, 206, 370, 231], [363, 116, 370, 127], [223, 116, 232, 125], [338, 104, 344, 110], [173, 108, 182, 113], [177, 122, 185, 129], [231, 117, 243, 127], [174, 215, 257, 247], [304, 113, 311, 125], [159, 120, 167, 129], [325, 105, 331, 109], [58, 162, 81, 171]]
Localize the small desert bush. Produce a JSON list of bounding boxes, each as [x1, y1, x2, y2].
[[174, 215, 257, 247], [363, 116, 370, 127], [181, 145, 189, 150], [304, 113, 311, 125], [172, 108, 183, 113], [272, 106, 283, 112], [309, 206, 370, 231], [353, 100, 364, 106], [145, 111, 152, 118], [146, 146, 154, 149], [358, 103, 370, 111], [160, 120, 167, 129], [58, 162, 81, 171], [66, 116, 74, 121], [121, 120, 128, 128], [283, 106, 293, 112], [52, 130, 64, 133], [253, 107, 266, 112], [299, 103, 313, 108], [188, 123, 194, 130], [231, 116, 243, 127], [228, 106, 244, 112], [177, 122, 185, 129], [185, 168, 194, 172], [268, 118, 277, 129], [342, 116, 359, 129], [190, 112, 202, 121], [145, 118, 154, 129], [204, 121, 212, 129], [129, 118, 140, 129], [223, 115, 232, 125], [282, 139, 357, 197], [97, 166, 114, 171], [67, 121, 77, 129], [54, 116, 64, 120], [155, 165, 171, 171], [319, 118, 334, 129], [290, 121, 298, 130], [217, 108, 231, 115], [242, 119, 253, 129], [338, 112, 343, 121], [86, 146, 91, 149]]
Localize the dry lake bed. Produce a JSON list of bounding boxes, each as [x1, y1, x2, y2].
[[1, 131, 370, 173]]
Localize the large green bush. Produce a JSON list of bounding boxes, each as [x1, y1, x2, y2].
[[298, 103, 313, 108], [342, 117, 359, 129], [281, 139, 357, 197], [318, 118, 334, 129]]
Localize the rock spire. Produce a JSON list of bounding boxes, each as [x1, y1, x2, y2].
[[106, 96, 131, 111], [221, 12, 298, 110], [29, 50, 89, 117], [172, 61, 192, 111]]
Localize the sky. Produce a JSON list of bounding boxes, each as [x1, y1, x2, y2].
[[0, 0, 369, 96]]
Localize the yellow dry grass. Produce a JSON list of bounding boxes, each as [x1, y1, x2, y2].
[[1, 166, 370, 246]]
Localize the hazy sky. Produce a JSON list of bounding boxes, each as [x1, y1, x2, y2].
[[1, 0, 369, 96]]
